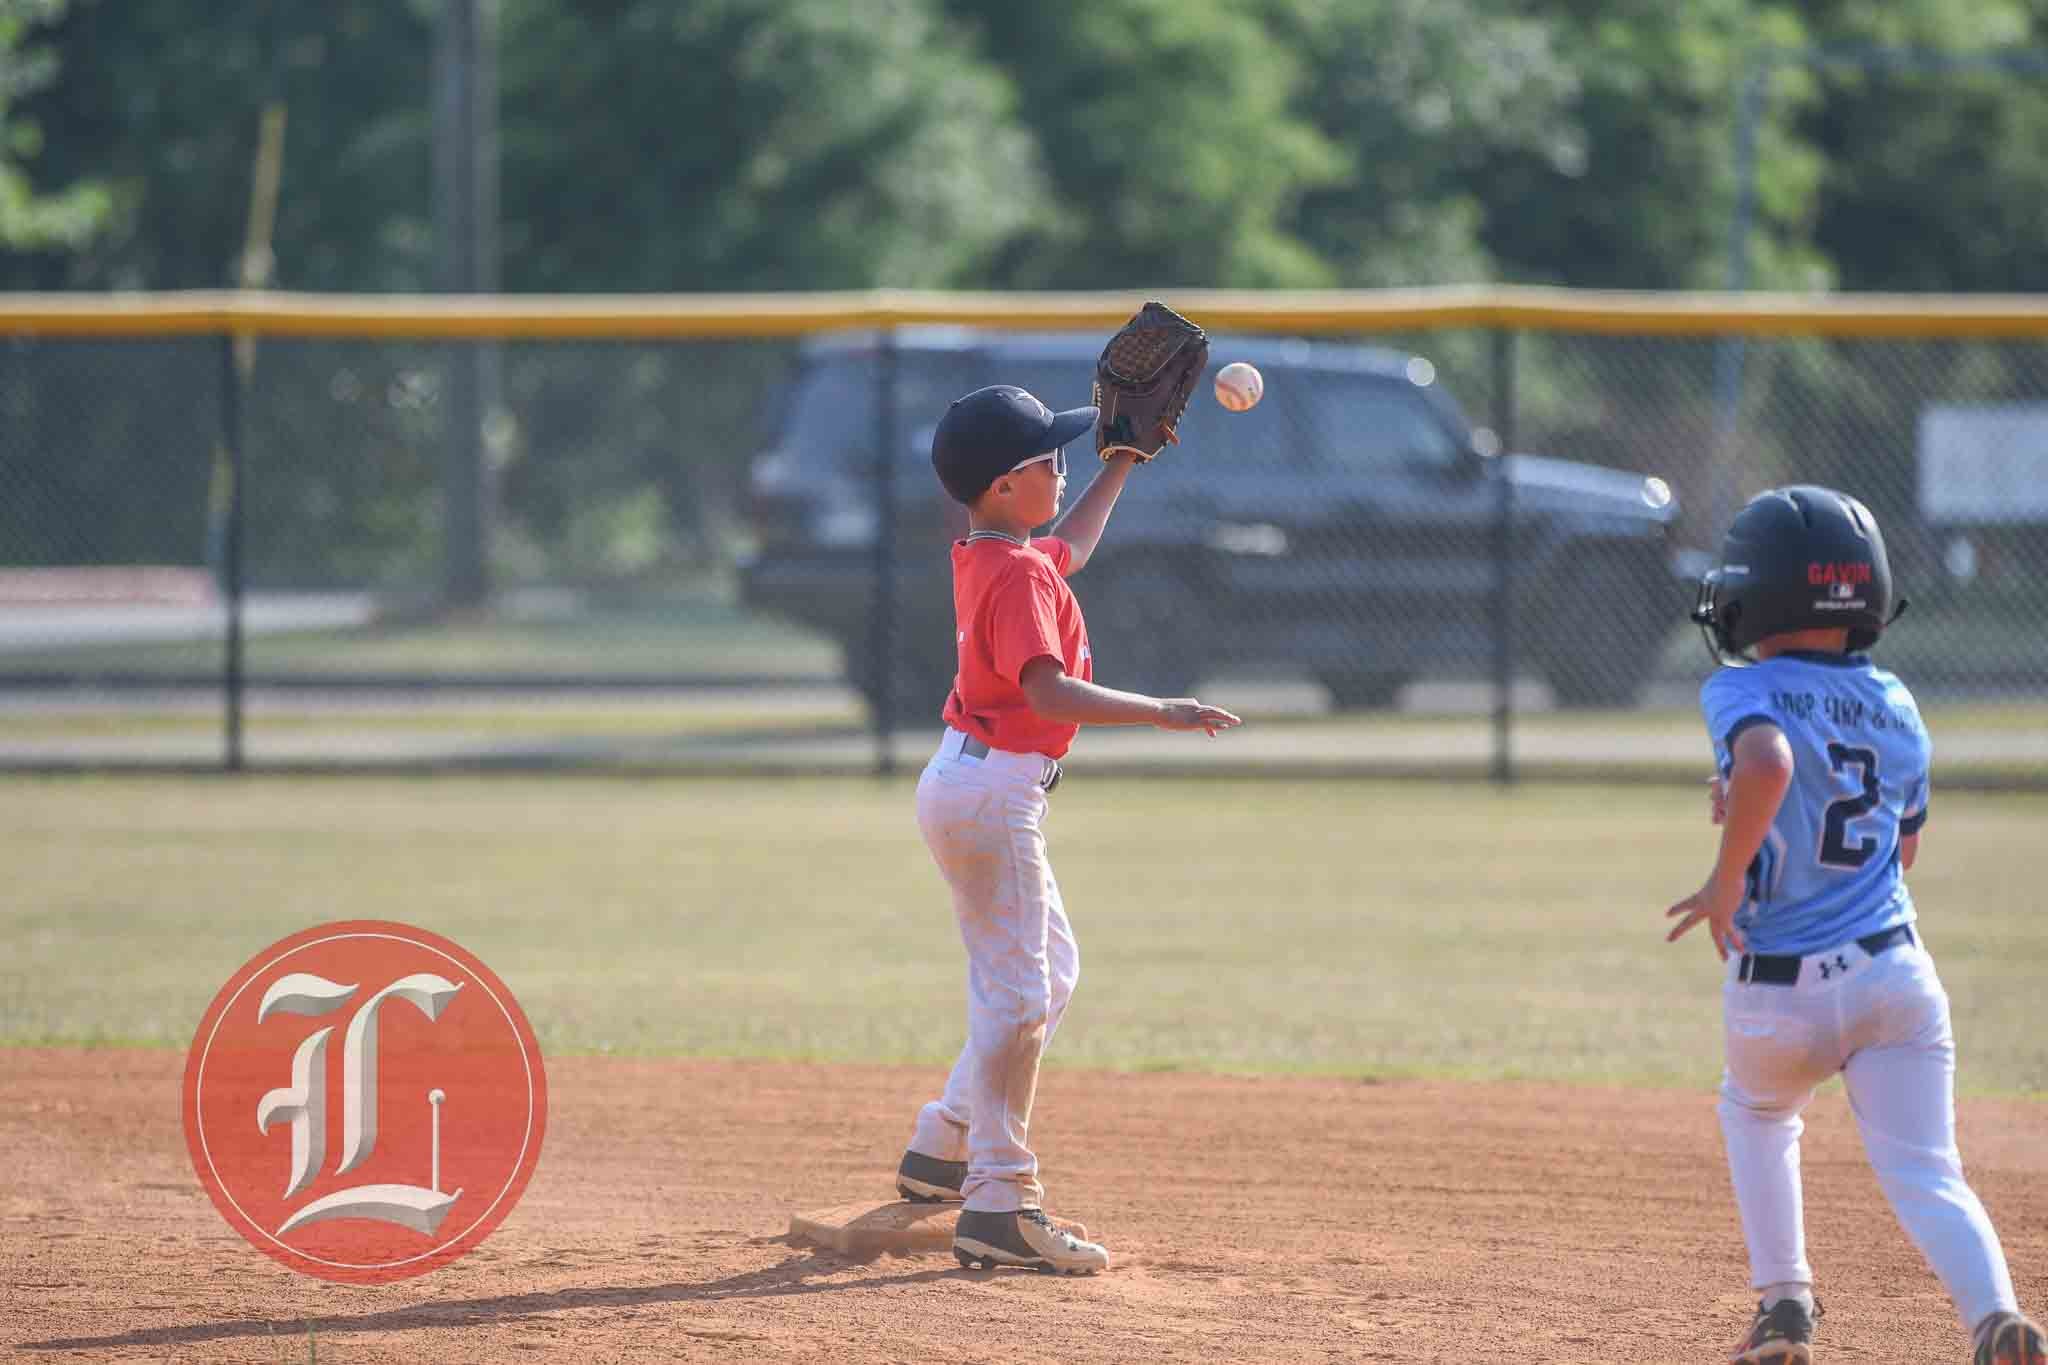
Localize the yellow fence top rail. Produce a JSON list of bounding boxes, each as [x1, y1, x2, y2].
[[0, 286, 2044, 339]]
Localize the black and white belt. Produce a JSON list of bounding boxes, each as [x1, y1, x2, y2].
[[1737, 924, 1916, 986]]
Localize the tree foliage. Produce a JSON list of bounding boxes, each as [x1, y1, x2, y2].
[[0, 0, 431, 290], [1795, 0, 2048, 291], [9, 0, 2048, 294], [7, 0, 2048, 578], [1265, 0, 1581, 287], [0, 0, 107, 254], [937, 0, 1343, 287], [497, 0, 1044, 291]]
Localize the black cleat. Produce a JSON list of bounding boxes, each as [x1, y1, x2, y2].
[[1976, 1312, 2048, 1365], [895, 1150, 966, 1203], [952, 1207, 1109, 1275], [1731, 1297, 1819, 1364]]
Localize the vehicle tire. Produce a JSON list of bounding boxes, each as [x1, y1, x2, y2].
[[846, 632, 957, 727], [1318, 671, 1411, 711], [1534, 552, 1678, 709], [1081, 562, 1207, 699]]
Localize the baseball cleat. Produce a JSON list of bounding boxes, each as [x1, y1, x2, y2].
[[953, 1207, 1109, 1275], [895, 1150, 966, 1203], [1731, 1297, 1819, 1364], [1975, 1312, 2048, 1365]]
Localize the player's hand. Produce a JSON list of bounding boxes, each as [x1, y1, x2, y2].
[[1707, 775, 1729, 826], [1155, 699, 1241, 737], [1664, 873, 1747, 960]]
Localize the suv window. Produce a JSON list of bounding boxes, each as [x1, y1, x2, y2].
[[1002, 359, 1313, 472], [1302, 374, 1466, 474], [790, 348, 1464, 479], [784, 353, 977, 468]]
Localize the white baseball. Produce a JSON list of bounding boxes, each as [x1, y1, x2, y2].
[[1214, 362, 1263, 413]]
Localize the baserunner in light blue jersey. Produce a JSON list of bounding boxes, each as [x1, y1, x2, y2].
[[1667, 485, 2042, 1365], [1699, 647, 1928, 959]]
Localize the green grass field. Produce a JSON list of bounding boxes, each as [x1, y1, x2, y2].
[[9, 579, 2044, 685], [6, 703, 2043, 792], [8, 588, 2045, 784], [4, 776, 2042, 1095]]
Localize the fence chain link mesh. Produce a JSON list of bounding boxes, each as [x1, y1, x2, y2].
[[2, 316, 2042, 783]]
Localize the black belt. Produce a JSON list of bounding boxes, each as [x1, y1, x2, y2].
[[958, 735, 1061, 793], [1737, 924, 1916, 985]]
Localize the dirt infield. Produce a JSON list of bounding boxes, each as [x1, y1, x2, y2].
[[6, 1050, 2043, 1363]]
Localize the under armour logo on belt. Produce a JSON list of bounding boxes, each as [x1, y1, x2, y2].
[[1816, 953, 1851, 980]]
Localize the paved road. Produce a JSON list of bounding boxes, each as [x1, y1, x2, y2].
[[0, 594, 2038, 783], [0, 594, 375, 650]]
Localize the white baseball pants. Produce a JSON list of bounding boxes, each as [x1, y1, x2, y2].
[[1717, 933, 2018, 1333], [908, 729, 1077, 1213]]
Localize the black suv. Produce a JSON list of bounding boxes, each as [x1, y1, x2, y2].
[[741, 329, 1683, 719]]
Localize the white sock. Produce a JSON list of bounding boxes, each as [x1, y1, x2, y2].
[[1761, 1283, 1815, 1313]]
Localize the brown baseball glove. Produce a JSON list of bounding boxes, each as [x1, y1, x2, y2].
[[1092, 301, 1209, 463]]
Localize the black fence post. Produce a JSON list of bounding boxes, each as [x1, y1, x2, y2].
[[1489, 328, 1519, 786], [220, 333, 246, 773], [871, 327, 899, 777]]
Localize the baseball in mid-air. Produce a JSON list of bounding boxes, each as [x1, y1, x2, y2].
[[1214, 361, 1263, 413]]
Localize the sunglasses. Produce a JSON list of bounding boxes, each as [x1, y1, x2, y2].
[[1008, 448, 1067, 478]]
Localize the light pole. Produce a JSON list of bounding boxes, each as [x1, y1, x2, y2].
[[434, 0, 501, 610]]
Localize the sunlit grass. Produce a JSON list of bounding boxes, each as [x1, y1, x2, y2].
[[2, 776, 2041, 1096]]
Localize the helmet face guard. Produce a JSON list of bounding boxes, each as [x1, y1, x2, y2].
[[1691, 568, 1752, 667]]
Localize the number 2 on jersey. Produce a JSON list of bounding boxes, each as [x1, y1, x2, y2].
[[1820, 742, 1881, 869]]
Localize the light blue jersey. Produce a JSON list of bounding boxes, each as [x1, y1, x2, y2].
[[1700, 650, 1930, 956]]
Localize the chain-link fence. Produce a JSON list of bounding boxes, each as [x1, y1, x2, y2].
[[3, 294, 2043, 785]]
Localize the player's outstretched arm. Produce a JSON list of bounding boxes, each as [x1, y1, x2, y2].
[[1665, 723, 1794, 959], [1050, 450, 1141, 576], [1019, 657, 1240, 735]]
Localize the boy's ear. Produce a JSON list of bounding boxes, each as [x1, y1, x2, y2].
[[967, 479, 1007, 513]]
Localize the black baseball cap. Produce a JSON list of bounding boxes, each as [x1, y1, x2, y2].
[[931, 385, 1097, 505]]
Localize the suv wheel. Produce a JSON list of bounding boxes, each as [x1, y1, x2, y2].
[[1535, 553, 1675, 709], [1084, 563, 1206, 698], [1318, 671, 1411, 711], [846, 634, 956, 727]]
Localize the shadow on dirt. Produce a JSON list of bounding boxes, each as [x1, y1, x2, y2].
[[16, 1245, 979, 1353]]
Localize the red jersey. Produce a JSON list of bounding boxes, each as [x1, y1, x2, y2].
[[940, 534, 1091, 759]]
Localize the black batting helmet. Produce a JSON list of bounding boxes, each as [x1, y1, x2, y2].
[[1691, 484, 1904, 665]]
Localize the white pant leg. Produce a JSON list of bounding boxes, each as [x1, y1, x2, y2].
[[1718, 968, 1839, 1290], [1043, 855, 1079, 1048], [910, 835, 1077, 1166], [910, 761, 984, 1162], [908, 756, 1059, 1212], [911, 1037, 977, 1162], [1839, 946, 2017, 1334]]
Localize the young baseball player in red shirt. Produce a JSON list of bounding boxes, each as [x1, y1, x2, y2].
[[896, 383, 1239, 1275]]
